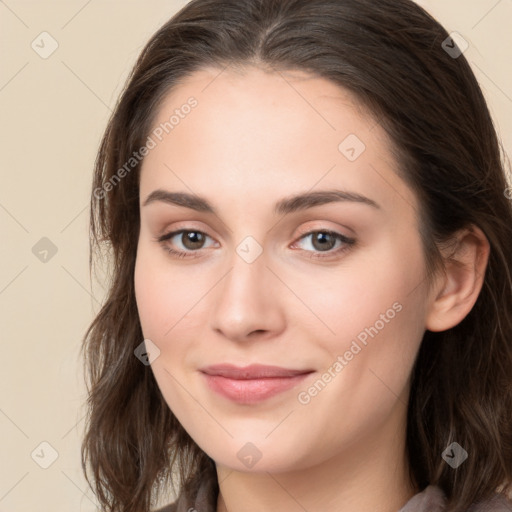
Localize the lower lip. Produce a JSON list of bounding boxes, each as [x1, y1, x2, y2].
[[202, 373, 312, 404]]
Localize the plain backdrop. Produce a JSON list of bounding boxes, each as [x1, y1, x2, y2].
[[1, 1, 511, 510]]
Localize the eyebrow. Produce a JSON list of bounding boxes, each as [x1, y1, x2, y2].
[[142, 188, 380, 215]]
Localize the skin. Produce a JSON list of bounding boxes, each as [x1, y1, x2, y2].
[[134, 65, 489, 512]]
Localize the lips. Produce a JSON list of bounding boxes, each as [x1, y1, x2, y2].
[[199, 364, 314, 404], [200, 363, 313, 379]]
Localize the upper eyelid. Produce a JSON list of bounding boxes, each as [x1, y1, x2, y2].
[[158, 218, 353, 237]]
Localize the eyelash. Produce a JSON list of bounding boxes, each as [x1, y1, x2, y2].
[[155, 228, 356, 261]]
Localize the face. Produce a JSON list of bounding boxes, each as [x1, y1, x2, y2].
[[134, 65, 432, 473]]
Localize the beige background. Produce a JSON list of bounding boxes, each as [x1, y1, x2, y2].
[[1, 1, 511, 510]]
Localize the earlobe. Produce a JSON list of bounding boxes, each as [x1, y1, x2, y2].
[[425, 225, 490, 333]]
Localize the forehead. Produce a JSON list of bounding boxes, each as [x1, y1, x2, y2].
[[139, 65, 417, 218], [148, 65, 375, 147]]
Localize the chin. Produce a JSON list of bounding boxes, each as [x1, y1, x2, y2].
[[197, 433, 315, 474]]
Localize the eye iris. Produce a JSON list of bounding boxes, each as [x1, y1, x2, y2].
[[182, 231, 205, 250], [312, 232, 336, 251]]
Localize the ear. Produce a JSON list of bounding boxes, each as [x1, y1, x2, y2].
[[425, 225, 490, 332]]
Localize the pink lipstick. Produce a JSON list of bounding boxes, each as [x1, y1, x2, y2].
[[200, 364, 314, 404]]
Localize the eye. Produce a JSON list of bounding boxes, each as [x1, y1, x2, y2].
[[155, 228, 356, 260], [156, 229, 217, 259], [291, 230, 356, 259]]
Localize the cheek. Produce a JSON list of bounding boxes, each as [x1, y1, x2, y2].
[[339, 242, 426, 381], [306, 235, 428, 402], [134, 243, 199, 339], [134, 243, 218, 393], [300, 239, 425, 349], [134, 248, 195, 409], [134, 247, 211, 441], [134, 248, 181, 352]]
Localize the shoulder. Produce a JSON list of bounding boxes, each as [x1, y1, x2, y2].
[[155, 503, 176, 512], [153, 505, 176, 512], [399, 485, 512, 512], [469, 493, 512, 512], [152, 468, 219, 512], [154, 459, 219, 512]]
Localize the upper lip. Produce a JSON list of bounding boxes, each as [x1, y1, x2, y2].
[[200, 364, 314, 379]]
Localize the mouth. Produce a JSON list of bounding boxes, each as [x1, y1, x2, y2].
[[199, 364, 315, 404]]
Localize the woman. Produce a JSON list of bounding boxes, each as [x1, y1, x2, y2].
[[81, 1, 512, 511]]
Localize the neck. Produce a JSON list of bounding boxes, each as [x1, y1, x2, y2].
[[215, 401, 418, 512]]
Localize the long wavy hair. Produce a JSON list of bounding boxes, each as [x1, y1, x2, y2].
[[81, 0, 512, 511]]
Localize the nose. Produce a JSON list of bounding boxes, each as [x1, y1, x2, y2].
[[209, 246, 286, 343]]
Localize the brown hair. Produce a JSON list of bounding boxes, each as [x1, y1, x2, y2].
[[81, 1, 512, 511]]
